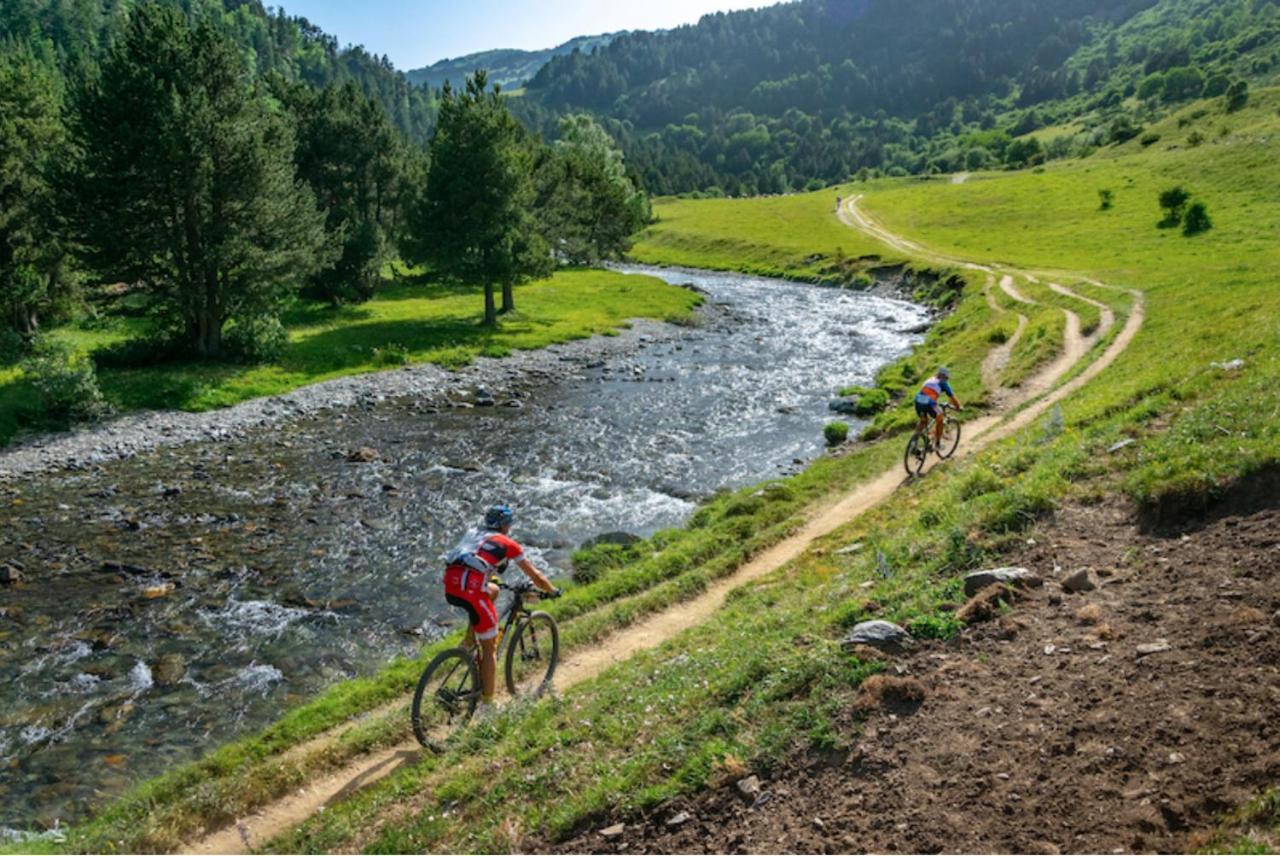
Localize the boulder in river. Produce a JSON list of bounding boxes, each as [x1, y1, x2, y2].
[[841, 620, 912, 653], [151, 653, 186, 687], [347, 447, 380, 463], [828, 398, 859, 415], [962, 567, 1041, 598]]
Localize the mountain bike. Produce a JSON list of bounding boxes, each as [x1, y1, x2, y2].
[[411, 578, 560, 751], [904, 402, 961, 476]]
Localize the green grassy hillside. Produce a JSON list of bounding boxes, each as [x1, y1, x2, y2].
[[20, 89, 1280, 855]]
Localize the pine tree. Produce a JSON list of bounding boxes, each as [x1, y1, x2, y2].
[[64, 5, 327, 357], [283, 79, 406, 304], [0, 41, 65, 337], [403, 71, 546, 325]]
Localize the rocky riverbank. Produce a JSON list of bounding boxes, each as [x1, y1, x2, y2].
[[0, 316, 697, 482]]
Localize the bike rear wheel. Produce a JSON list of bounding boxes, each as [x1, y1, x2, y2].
[[904, 432, 929, 476], [411, 647, 480, 751], [504, 611, 560, 698], [937, 418, 961, 459]]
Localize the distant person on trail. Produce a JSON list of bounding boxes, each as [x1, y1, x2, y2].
[[443, 504, 560, 712], [915, 367, 962, 445]]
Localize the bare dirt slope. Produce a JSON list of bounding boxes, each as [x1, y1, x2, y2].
[[553, 492, 1280, 854]]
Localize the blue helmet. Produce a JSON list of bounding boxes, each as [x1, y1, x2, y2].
[[483, 504, 514, 531]]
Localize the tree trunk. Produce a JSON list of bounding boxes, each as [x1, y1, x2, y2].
[[483, 279, 497, 326], [500, 279, 515, 314]]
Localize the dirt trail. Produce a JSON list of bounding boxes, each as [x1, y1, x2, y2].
[[980, 281, 1027, 396], [185, 201, 1143, 855]]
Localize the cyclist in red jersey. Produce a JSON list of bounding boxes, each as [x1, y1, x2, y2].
[[443, 504, 559, 710]]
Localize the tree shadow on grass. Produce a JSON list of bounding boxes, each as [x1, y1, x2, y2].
[[282, 315, 534, 374]]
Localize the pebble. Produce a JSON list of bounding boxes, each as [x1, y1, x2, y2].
[[600, 823, 625, 839], [1135, 640, 1172, 657], [736, 775, 762, 800], [1061, 569, 1096, 594], [962, 567, 1041, 597], [666, 811, 691, 828]]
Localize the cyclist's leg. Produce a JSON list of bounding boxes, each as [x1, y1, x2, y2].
[[933, 410, 945, 444], [473, 594, 500, 704]]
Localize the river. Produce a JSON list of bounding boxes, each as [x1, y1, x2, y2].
[[0, 265, 927, 832]]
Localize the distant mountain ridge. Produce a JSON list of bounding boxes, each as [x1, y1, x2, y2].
[[406, 33, 619, 91]]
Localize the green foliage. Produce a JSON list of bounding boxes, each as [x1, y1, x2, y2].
[[836, 386, 891, 417], [824, 421, 850, 446], [0, 41, 65, 337], [1182, 200, 1213, 235], [1157, 185, 1191, 226], [0, 0, 438, 143], [1098, 188, 1114, 210], [65, 5, 328, 357], [1226, 80, 1250, 112], [224, 316, 288, 364], [404, 71, 547, 324], [20, 337, 106, 421], [281, 80, 406, 305], [535, 114, 649, 264]]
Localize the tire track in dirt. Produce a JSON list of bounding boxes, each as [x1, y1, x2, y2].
[[184, 202, 1143, 855], [981, 277, 1027, 398]]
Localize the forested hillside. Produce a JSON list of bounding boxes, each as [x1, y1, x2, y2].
[[406, 33, 617, 92], [516, 0, 1280, 194], [0, 0, 436, 140]]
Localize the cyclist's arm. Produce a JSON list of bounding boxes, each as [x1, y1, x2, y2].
[[943, 380, 962, 410], [515, 557, 557, 594]]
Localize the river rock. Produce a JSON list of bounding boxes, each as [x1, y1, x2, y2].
[[0, 564, 24, 585], [1061, 569, 1096, 594], [579, 531, 642, 550], [963, 567, 1040, 598], [151, 653, 186, 686], [841, 620, 912, 653], [474, 388, 496, 407], [828, 398, 858, 415], [347, 446, 380, 463]]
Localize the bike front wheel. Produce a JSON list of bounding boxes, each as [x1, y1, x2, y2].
[[504, 611, 560, 698], [411, 647, 480, 751], [904, 432, 929, 477], [937, 419, 962, 459]]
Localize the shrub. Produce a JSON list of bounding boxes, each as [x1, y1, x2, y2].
[[372, 343, 410, 367], [824, 421, 850, 446], [21, 338, 108, 422], [1097, 188, 1114, 210], [0, 327, 26, 362], [1225, 80, 1249, 113], [1139, 133, 1161, 148], [1183, 201, 1212, 236], [1187, 130, 1205, 147], [225, 315, 288, 364], [1158, 186, 1191, 226]]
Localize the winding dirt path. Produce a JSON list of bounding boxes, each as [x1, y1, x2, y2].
[[981, 277, 1027, 397], [185, 201, 1144, 855]]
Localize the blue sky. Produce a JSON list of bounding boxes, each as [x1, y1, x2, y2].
[[280, 0, 771, 70]]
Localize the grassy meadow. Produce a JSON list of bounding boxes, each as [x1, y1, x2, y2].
[[0, 268, 700, 446]]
